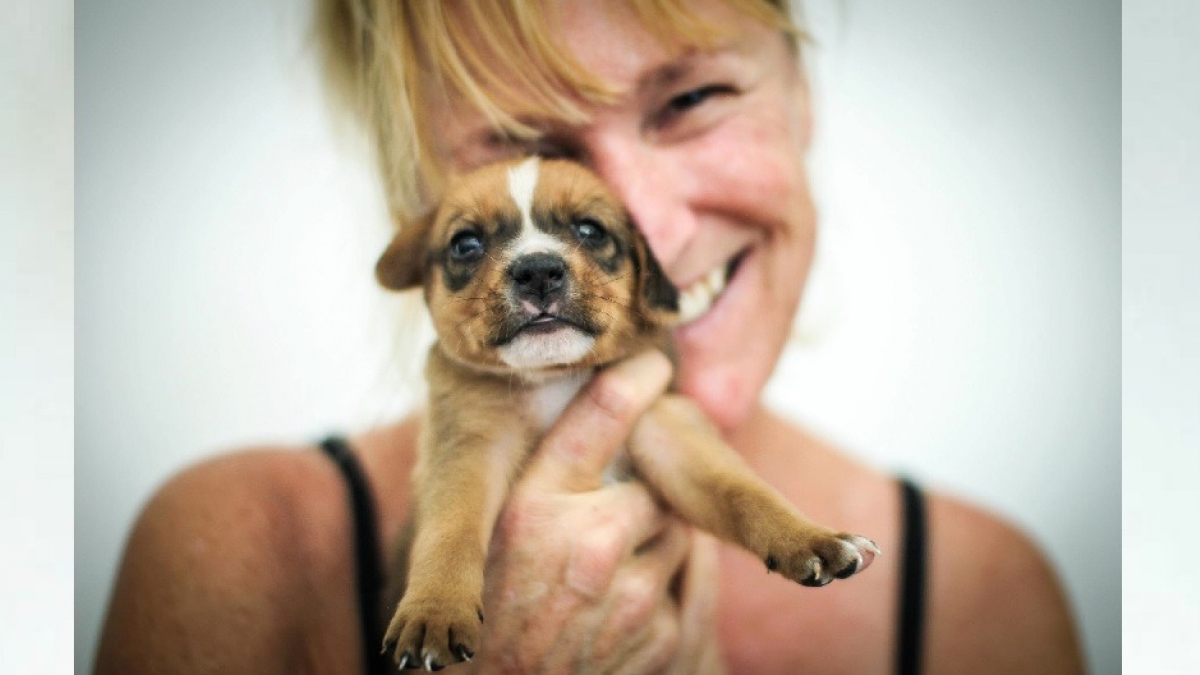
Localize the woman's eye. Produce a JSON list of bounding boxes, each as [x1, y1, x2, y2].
[[663, 84, 733, 118], [572, 218, 608, 246], [449, 231, 485, 261]]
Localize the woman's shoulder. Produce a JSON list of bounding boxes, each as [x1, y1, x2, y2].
[[922, 491, 1085, 674], [95, 421, 421, 674], [131, 443, 349, 566], [139, 417, 421, 559], [131, 419, 423, 583], [741, 410, 1083, 673], [94, 445, 345, 672]]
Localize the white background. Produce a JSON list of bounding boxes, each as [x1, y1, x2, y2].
[[1122, 1, 1200, 673], [2, 0, 74, 673], [65, 0, 1129, 673]]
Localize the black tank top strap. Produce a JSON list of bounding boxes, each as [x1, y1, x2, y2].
[[318, 436, 390, 675], [896, 475, 928, 675]]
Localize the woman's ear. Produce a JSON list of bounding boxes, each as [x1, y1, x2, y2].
[[375, 211, 436, 291]]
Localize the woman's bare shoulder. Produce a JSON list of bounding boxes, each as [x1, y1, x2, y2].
[[133, 444, 353, 570], [736, 411, 1083, 673], [126, 418, 421, 575], [94, 444, 355, 674], [922, 492, 1085, 674], [95, 422, 421, 675]]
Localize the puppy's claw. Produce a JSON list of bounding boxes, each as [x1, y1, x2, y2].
[[840, 533, 881, 573], [834, 556, 860, 579], [774, 532, 882, 587], [801, 566, 830, 583], [385, 599, 480, 669]]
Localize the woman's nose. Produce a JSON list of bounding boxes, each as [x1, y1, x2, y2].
[[587, 137, 697, 270]]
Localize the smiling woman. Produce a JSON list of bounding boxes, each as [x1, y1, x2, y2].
[[83, 1, 1116, 674]]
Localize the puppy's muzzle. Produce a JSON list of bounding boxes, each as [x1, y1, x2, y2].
[[510, 253, 568, 308]]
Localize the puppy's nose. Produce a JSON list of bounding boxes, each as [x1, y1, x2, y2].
[[510, 253, 567, 301]]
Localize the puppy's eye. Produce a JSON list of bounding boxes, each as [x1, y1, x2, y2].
[[449, 230, 485, 262], [572, 218, 608, 247]]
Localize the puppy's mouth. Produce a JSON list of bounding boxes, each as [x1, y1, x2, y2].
[[676, 249, 748, 326], [522, 312, 577, 334], [492, 310, 597, 347]]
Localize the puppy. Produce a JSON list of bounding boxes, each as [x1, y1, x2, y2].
[[376, 158, 880, 670]]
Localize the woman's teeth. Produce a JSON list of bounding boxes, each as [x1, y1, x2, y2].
[[677, 262, 731, 325]]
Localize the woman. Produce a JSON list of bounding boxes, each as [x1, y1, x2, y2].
[[94, 1, 1085, 673]]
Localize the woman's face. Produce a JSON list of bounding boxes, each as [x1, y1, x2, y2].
[[426, 0, 816, 433]]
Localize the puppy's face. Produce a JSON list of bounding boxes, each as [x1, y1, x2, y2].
[[378, 158, 678, 375]]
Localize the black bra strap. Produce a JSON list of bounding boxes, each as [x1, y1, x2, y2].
[[319, 436, 389, 675], [896, 476, 928, 675]]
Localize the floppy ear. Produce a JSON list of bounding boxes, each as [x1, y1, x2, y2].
[[633, 226, 680, 324], [375, 211, 436, 291]]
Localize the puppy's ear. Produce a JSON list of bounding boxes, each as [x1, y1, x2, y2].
[[376, 211, 436, 291], [633, 228, 680, 325]]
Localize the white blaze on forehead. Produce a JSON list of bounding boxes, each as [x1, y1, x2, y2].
[[508, 156, 539, 224], [507, 156, 565, 256]]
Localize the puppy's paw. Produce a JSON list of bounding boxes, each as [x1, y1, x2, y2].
[[382, 597, 483, 671], [766, 532, 881, 587]]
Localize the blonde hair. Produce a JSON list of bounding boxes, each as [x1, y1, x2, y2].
[[315, 0, 800, 226]]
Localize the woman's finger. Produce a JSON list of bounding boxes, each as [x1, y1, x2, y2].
[[667, 532, 724, 675], [561, 482, 672, 600], [629, 519, 694, 591], [523, 349, 672, 493], [599, 481, 673, 551], [586, 523, 692, 669]]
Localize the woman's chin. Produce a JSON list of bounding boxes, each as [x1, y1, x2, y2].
[[674, 356, 765, 436]]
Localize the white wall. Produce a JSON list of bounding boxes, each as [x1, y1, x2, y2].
[[1122, 1, 1200, 673], [75, 1, 1120, 673], [2, 1, 74, 673]]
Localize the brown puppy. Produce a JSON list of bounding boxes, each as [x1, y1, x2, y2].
[[376, 158, 880, 670]]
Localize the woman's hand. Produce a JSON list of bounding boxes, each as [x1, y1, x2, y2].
[[468, 350, 725, 674]]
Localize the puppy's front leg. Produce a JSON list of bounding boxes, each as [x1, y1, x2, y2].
[[630, 396, 880, 587], [382, 420, 526, 670]]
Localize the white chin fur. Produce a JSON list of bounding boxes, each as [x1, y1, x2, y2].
[[676, 262, 730, 325], [498, 329, 595, 370]]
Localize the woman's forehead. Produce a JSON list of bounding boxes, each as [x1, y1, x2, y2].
[[423, 1, 780, 162], [439, 3, 771, 103]]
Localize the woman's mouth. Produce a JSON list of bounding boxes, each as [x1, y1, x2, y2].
[[676, 250, 748, 326]]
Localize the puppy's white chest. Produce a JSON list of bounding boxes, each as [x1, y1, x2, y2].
[[523, 372, 631, 484], [525, 372, 591, 432]]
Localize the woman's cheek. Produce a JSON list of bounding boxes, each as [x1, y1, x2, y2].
[[691, 118, 803, 223]]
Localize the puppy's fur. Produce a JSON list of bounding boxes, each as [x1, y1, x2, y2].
[[376, 158, 879, 670]]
